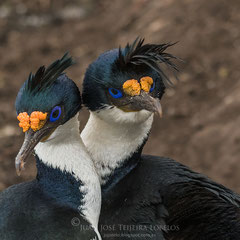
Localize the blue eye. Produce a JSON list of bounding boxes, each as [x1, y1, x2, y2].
[[150, 81, 155, 93], [50, 106, 61, 122], [108, 88, 123, 98]]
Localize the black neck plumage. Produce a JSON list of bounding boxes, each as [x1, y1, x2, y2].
[[35, 156, 85, 211], [102, 135, 149, 193]]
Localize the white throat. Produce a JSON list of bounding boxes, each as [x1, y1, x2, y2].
[[81, 108, 153, 185], [34, 114, 101, 238]]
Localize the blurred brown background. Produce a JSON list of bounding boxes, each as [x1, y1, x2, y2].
[[0, 0, 239, 193]]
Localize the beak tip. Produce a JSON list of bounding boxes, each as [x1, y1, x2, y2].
[[16, 170, 21, 177], [15, 156, 25, 177], [15, 165, 21, 176], [153, 99, 163, 118], [155, 111, 163, 118], [15, 162, 21, 176]]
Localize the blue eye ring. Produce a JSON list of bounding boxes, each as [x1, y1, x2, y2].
[[108, 88, 123, 99], [150, 81, 155, 93], [50, 106, 61, 122]]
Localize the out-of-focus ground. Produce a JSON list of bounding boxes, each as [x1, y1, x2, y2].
[[0, 0, 239, 193]]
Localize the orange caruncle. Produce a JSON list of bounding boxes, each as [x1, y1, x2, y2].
[[17, 111, 47, 132], [123, 79, 141, 96], [140, 76, 153, 93], [30, 111, 47, 131], [17, 112, 30, 132]]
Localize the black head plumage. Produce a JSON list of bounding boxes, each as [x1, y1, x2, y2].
[[82, 37, 179, 111], [26, 53, 75, 93], [116, 37, 179, 87], [16, 53, 81, 124]]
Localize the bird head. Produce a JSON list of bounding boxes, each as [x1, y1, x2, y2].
[[82, 38, 178, 125], [15, 53, 81, 175]]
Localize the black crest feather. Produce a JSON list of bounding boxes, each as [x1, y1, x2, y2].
[[117, 37, 179, 86], [26, 52, 75, 93]]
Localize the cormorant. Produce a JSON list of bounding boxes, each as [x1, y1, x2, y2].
[[0, 54, 102, 240], [81, 38, 240, 239]]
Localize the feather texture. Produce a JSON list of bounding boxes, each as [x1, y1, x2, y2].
[[116, 37, 179, 87], [26, 53, 75, 93]]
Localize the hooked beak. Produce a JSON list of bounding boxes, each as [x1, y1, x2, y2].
[[119, 91, 163, 117], [15, 126, 55, 176]]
